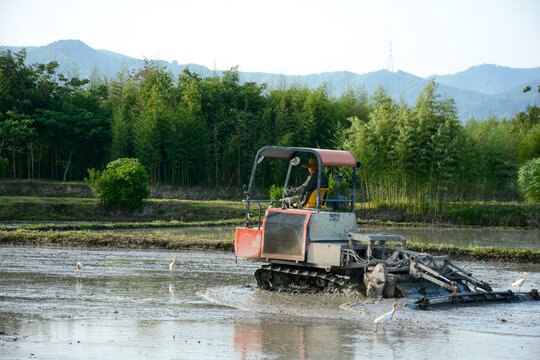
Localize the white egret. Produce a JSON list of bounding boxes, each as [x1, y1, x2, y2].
[[374, 301, 398, 332], [512, 272, 528, 291], [169, 256, 177, 274]]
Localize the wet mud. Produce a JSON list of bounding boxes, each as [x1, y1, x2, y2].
[[200, 262, 540, 337], [1, 247, 539, 359]]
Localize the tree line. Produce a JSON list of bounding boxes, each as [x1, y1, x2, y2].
[[1, 49, 538, 205], [342, 84, 539, 211]]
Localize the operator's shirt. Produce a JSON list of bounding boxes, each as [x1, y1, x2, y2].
[[291, 171, 329, 205]]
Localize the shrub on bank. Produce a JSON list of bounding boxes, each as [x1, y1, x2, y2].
[[86, 158, 149, 209], [518, 157, 540, 202]]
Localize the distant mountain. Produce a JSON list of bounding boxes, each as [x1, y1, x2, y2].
[[4, 39, 214, 79], [240, 69, 539, 120], [3, 40, 539, 121], [430, 64, 540, 95]]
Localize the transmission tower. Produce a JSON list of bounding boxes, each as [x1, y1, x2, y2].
[[386, 42, 394, 72]]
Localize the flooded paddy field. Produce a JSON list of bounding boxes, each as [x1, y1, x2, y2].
[[104, 224, 540, 250], [357, 225, 540, 250], [2, 220, 539, 250], [1, 247, 539, 359]]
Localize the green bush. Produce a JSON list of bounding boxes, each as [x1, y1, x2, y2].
[[518, 157, 540, 202], [518, 124, 540, 163], [269, 184, 283, 200], [86, 158, 150, 209]]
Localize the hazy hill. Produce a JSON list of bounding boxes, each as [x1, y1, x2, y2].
[[430, 64, 540, 95], [4, 40, 539, 121], [4, 40, 214, 79], [240, 69, 538, 120]]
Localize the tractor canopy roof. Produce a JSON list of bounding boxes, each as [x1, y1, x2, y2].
[[257, 146, 357, 167]]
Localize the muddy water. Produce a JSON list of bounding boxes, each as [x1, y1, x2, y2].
[[1, 247, 539, 360]]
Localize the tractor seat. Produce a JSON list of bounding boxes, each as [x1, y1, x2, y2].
[[302, 188, 328, 208]]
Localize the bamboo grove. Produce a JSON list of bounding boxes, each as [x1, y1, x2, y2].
[[1, 49, 539, 207]]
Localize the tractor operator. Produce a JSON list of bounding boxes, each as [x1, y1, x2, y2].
[[283, 157, 328, 208]]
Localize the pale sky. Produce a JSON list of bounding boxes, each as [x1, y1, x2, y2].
[[1, 0, 539, 77]]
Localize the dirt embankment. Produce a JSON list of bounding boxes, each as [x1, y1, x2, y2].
[[0, 197, 249, 222], [0, 230, 234, 252], [0, 180, 93, 198], [0, 180, 262, 200]]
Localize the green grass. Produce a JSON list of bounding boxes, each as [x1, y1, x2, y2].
[[355, 201, 539, 228], [442, 201, 539, 227], [0, 218, 243, 232], [0, 196, 255, 222], [2, 196, 537, 228]]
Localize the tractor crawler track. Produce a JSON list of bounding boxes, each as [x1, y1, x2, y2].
[[254, 264, 362, 294]]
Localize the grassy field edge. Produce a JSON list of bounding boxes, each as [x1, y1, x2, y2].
[[1, 196, 539, 228], [1, 229, 538, 264]]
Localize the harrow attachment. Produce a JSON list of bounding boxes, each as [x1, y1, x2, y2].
[[408, 289, 540, 309], [252, 233, 539, 309]]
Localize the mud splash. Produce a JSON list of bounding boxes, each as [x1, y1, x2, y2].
[[199, 285, 363, 320]]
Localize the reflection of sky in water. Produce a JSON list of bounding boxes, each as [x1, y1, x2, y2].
[[0, 247, 539, 360]]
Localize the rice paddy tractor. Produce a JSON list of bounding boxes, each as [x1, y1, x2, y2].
[[235, 146, 539, 309]]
